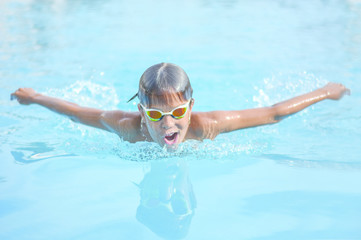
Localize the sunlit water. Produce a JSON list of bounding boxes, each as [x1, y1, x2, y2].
[[1, 0, 361, 239]]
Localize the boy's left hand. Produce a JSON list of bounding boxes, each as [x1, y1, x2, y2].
[[323, 82, 351, 100]]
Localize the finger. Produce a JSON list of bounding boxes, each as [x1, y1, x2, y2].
[[10, 93, 17, 101]]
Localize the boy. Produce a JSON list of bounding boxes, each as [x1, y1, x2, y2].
[[11, 63, 350, 150]]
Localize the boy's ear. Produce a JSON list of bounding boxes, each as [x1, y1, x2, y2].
[[138, 104, 144, 118], [189, 98, 195, 111]]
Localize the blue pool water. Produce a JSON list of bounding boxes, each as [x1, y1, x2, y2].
[[1, 0, 361, 239]]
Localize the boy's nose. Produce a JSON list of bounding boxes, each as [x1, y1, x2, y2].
[[161, 115, 175, 129]]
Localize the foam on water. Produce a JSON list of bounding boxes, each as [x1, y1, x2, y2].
[[253, 71, 328, 107], [46, 80, 120, 109]]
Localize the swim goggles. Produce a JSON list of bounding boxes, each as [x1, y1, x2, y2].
[[140, 99, 192, 122]]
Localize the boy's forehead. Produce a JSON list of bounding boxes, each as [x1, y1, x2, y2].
[[147, 93, 187, 109]]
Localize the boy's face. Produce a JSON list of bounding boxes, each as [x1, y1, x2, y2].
[[138, 96, 194, 150]]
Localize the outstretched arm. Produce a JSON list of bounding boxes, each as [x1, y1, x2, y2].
[[205, 82, 350, 134], [10, 88, 128, 131]]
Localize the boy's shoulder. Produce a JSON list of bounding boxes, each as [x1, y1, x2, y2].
[[188, 112, 219, 140], [101, 110, 143, 142]]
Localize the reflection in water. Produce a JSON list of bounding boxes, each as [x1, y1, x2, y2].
[[11, 142, 76, 164], [136, 159, 196, 239]]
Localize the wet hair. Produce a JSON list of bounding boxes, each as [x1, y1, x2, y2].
[[127, 63, 193, 106]]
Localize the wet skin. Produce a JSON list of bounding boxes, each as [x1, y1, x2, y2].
[[11, 83, 350, 147]]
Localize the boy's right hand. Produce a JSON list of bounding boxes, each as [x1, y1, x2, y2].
[[11, 88, 39, 105]]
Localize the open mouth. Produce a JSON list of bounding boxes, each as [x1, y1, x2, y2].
[[164, 132, 179, 145]]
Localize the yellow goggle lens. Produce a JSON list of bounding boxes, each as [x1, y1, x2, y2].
[[147, 110, 162, 120], [172, 107, 187, 118]]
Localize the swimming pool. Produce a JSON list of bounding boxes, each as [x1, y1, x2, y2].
[[1, 0, 361, 239]]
